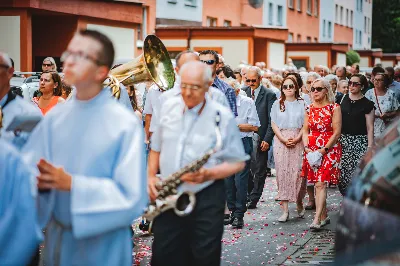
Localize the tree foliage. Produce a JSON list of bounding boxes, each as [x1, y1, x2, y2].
[[346, 50, 361, 66], [372, 0, 400, 52]]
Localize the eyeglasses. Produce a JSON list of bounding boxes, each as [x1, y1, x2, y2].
[[282, 84, 295, 90], [306, 81, 313, 84], [61, 51, 101, 65], [181, 83, 203, 90], [0, 64, 10, 69], [246, 79, 258, 83], [374, 79, 384, 83], [42, 63, 53, 67], [200, 60, 216, 65], [348, 81, 362, 87], [310, 87, 325, 92]]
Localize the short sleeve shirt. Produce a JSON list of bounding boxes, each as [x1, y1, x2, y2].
[[340, 95, 375, 135]]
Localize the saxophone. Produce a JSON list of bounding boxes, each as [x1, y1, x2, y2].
[[143, 111, 222, 221]]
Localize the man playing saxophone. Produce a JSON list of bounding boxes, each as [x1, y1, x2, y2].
[[148, 61, 248, 266]]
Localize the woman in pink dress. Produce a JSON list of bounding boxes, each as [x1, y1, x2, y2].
[[271, 76, 306, 222], [301, 78, 342, 230]]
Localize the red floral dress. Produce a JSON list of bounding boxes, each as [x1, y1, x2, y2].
[[301, 103, 342, 184]]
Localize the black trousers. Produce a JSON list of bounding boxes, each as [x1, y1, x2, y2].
[[248, 144, 269, 204], [151, 180, 225, 266]]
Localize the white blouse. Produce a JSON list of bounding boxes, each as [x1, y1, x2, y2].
[[270, 99, 306, 129]]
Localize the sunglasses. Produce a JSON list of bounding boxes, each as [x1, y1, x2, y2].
[[42, 63, 53, 67], [246, 79, 258, 83], [200, 60, 215, 65], [310, 87, 325, 92], [282, 84, 295, 90], [348, 81, 362, 87]]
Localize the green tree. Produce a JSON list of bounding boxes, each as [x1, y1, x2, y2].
[[346, 50, 361, 65], [372, 0, 400, 52]]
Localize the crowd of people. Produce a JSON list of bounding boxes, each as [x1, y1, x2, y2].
[[1, 28, 400, 266]]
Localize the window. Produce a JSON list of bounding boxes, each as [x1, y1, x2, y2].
[[206, 17, 217, 26], [346, 9, 349, 26], [297, 0, 302, 11], [167, 0, 177, 3], [240, 23, 247, 27], [314, 37, 318, 43], [328, 21, 332, 38], [360, 0, 363, 11], [335, 4, 339, 23], [323, 20, 326, 37], [314, 0, 318, 17], [288, 33, 293, 43], [185, 0, 197, 7], [288, 0, 294, 9], [297, 34, 302, 42], [307, 0, 312, 14], [277, 5, 283, 26], [350, 11, 353, 27], [268, 3, 274, 25], [223, 20, 231, 27], [340, 6, 343, 25], [307, 36, 312, 43], [364, 16, 367, 33], [359, 30, 362, 45]]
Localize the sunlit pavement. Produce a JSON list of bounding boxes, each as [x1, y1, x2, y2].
[[133, 174, 341, 265]]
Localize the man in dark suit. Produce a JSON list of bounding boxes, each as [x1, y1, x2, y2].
[[244, 66, 277, 209]]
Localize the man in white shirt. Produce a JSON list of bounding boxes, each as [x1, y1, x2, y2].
[[0, 52, 42, 149], [148, 61, 247, 266], [225, 80, 260, 229]]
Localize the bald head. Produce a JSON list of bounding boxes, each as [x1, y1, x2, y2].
[[176, 51, 200, 71], [179, 61, 212, 108]]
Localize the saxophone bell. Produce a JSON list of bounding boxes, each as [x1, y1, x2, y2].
[[174, 191, 196, 217]]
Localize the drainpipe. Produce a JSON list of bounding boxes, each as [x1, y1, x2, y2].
[[187, 28, 192, 50]]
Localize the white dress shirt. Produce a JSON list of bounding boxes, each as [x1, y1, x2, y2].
[[143, 84, 162, 133], [151, 96, 249, 194], [235, 94, 260, 138]]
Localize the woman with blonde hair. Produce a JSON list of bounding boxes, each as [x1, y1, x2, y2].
[[301, 78, 342, 230], [271, 76, 306, 222]]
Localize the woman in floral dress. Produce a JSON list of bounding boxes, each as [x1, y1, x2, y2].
[[365, 73, 399, 138], [302, 78, 342, 230]]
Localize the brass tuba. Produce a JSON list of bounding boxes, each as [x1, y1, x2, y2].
[[105, 35, 175, 99]]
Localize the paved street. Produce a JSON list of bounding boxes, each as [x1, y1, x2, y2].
[[133, 176, 342, 265]]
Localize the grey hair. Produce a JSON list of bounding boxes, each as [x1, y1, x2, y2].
[[179, 61, 213, 85], [225, 77, 241, 91], [0, 52, 12, 68], [43, 57, 57, 71], [394, 66, 400, 72], [338, 79, 348, 88], [325, 74, 339, 84], [307, 72, 321, 81], [299, 71, 308, 85], [247, 66, 262, 77], [261, 78, 271, 88], [312, 78, 335, 103]]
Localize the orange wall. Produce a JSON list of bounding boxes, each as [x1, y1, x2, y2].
[[287, 0, 319, 42], [334, 24, 353, 47], [202, 0, 263, 26]]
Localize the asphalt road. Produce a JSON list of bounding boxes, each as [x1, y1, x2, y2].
[[133, 176, 342, 265]]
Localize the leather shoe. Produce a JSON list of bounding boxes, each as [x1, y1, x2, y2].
[[247, 202, 257, 209], [224, 214, 234, 225], [232, 217, 244, 229], [305, 203, 316, 210]]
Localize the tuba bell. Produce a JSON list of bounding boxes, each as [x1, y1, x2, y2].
[[105, 35, 175, 99]]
